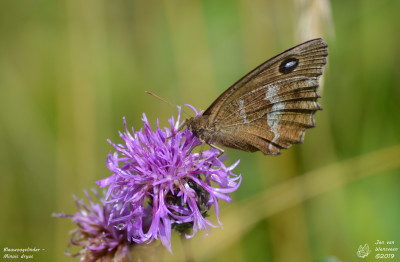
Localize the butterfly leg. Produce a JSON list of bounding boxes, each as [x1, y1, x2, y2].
[[163, 134, 172, 147], [210, 143, 225, 157]]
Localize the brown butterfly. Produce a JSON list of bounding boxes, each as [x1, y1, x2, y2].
[[184, 38, 328, 155]]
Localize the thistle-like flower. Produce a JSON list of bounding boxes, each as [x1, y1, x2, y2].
[[53, 190, 132, 262], [97, 106, 241, 252]]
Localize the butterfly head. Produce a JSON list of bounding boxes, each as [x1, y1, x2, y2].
[[183, 115, 212, 143]]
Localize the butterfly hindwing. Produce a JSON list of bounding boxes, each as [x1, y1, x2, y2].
[[220, 117, 309, 155]]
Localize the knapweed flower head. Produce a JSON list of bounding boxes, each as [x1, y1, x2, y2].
[[97, 105, 241, 252], [53, 190, 132, 262]]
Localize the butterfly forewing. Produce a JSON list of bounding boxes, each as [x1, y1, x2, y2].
[[220, 78, 322, 125], [188, 38, 328, 155]]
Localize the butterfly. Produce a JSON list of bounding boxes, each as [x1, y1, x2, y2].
[[184, 38, 328, 155]]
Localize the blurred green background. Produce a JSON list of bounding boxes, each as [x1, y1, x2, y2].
[[1, 0, 400, 261]]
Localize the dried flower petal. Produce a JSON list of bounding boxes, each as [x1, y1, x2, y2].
[[53, 190, 132, 262]]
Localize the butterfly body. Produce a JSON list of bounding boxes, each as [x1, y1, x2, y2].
[[185, 38, 328, 155]]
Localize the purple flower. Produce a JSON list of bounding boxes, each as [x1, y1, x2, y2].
[[53, 190, 132, 262], [97, 106, 241, 252]]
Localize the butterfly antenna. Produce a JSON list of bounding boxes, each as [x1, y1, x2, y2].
[[145, 91, 176, 108], [145, 91, 192, 118]]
